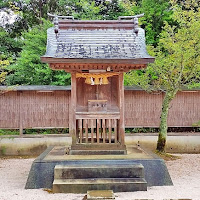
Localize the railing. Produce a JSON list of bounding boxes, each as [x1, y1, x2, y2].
[[76, 119, 120, 144]]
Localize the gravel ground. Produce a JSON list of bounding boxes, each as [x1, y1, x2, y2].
[[0, 154, 200, 200]]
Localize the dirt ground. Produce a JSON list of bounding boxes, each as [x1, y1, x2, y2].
[[0, 154, 200, 200]]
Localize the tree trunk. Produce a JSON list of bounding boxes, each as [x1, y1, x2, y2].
[[156, 91, 174, 152]]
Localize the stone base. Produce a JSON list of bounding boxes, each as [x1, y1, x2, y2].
[[69, 150, 127, 155], [69, 143, 127, 155], [25, 146, 173, 189], [87, 190, 115, 200]]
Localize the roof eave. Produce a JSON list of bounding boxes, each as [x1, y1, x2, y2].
[[41, 56, 155, 65]]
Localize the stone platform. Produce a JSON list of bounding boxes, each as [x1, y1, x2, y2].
[[25, 145, 173, 190]]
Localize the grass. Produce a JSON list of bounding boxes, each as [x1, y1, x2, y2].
[[125, 128, 158, 133], [0, 129, 19, 135], [0, 128, 69, 135]]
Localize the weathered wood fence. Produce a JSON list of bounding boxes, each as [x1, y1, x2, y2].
[[0, 86, 200, 131]]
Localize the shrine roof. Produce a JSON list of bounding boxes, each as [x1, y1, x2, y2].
[[41, 19, 154, 67]]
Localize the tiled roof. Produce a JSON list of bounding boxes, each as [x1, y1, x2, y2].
[[41, 19, 154, 64]]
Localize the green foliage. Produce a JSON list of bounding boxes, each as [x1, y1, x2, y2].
[[126, 1, 200, 93], [0, 129, 19, 135], [0, 146, 7, 155], [0, 28, 22, 59], [192, 120, 200, 127], [125, 128, 158, 133], [2, 0, 176, 87], [58, 0, 126, 20], [126, 0, 200, 152], [6, 20, 71, 85], [153, 2, 200, 92], [0, 128, 69, 135], [132, 0, 174, 46], [24, 128, 69, 134], [0, 60, 9, 85], [0, 0, 9, 8], [59, 0, 102, 19]]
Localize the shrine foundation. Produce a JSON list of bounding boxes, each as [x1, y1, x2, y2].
[[25, 145, 173, 191]]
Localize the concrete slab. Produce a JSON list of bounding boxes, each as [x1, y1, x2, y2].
[[25, 145, 173, 189]]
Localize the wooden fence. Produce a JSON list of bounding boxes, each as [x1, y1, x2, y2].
[[124, 90, 200, 127], [0, 86, 200, 130], [0, 90, 70, 130]]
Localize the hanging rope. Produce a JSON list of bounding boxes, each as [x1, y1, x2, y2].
[[76, 73, 119, 85]]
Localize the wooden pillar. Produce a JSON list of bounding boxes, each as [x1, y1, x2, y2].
[[118, 72, 125, 145], [70, 72, 77, 145]]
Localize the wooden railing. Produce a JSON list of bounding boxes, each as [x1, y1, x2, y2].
[[76, 118, 120, 144]]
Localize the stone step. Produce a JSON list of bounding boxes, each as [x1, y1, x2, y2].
[[54, 164, 145, 179], [70, 144, 126, 151], [69, 149, 127, 155], [53, 178, 147, 193], [87, 190, 115, 200]]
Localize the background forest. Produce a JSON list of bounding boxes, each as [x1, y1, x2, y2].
[[0, 0, 175, 86]]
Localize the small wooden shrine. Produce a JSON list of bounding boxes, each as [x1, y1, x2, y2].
[[41, 15, 154, 154]]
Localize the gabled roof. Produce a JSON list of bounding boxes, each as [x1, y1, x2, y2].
[[41, 18, 154, 72]]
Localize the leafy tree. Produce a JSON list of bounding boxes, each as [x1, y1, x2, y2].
[[132, 0, 173, 46], [3, 0, 132, 86], [125, 0, 200, 152], [58, 0, 127, 20], [6, 20, 71, 85]]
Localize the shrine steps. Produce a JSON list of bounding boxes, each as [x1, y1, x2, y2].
[[53, 178, 147, 193], [52, 163, 147, 193], [69, 143, 127, 155], [69, 149, 126, 155]]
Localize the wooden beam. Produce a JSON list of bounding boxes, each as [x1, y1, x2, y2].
[[114, 119, 117, 144], [49, 63, 147, 73], [85, 119, 88, 143], [97, 119, 100, 144], [79, 119, 83, 143], [59, 24, 134, 29], [102, 119, 106, 144], [69, 72, 77, 145], [58, 19, 133, 24], [41, 57, 154, 65], [76, 114, 120, 120], [109, 119, 112, 144], [91, 119, 94, 144], [119, 72, 125, 145]]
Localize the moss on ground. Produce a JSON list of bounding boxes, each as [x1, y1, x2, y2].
[[155, 151, 181, 161]]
